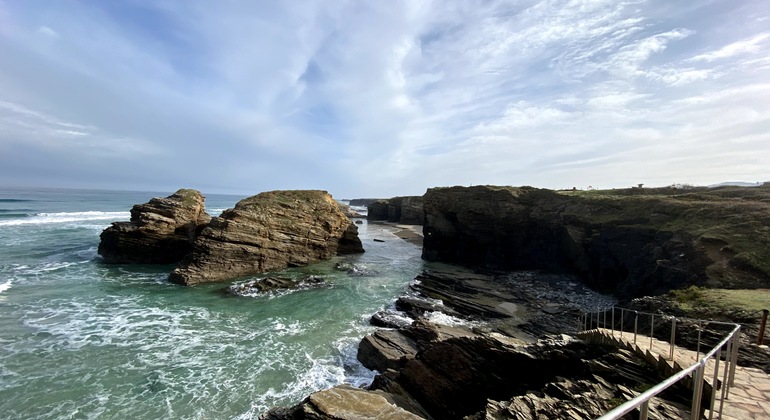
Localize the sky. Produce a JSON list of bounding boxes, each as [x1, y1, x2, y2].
[[0, 0, 769, 198]]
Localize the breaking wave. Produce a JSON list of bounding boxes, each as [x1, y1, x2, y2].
[[0, 211, 129, 226]]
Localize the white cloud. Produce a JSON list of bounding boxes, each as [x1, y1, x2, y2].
[[0, 0, 768, 196], [690, 33, 770, 62]]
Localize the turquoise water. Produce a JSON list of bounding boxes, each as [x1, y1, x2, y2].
[[0, 188, 424, 419]]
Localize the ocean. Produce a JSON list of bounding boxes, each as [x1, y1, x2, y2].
[[0, 187, 425, 419]]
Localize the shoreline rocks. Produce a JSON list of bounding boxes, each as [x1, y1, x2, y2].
[[98, 189, 210, 264], [169, 190, 364, 285]]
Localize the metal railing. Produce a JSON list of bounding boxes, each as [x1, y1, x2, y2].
[[578, 307, 741, 420]]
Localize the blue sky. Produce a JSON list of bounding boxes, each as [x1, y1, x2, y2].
[[0, 0, 768, 198]]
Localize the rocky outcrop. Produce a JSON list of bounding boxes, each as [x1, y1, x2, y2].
[[366, 200, 389, 221], [348, 198, 381, 207], [337, 202, 365, 218], [261, 385, 429, 420], [398, 196, 424, 225], [98, 189, 210, 264], [169, 190, 364, 285], [422, 185, 770, 299], [366, 196, 424, 225], [224, 275, 325, 296]]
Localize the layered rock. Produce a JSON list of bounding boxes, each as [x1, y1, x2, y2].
[[98, 189, 210, 264], [422, 185, 770, 298], [169, 190, 364, 285], [366, 196, 424, 225]]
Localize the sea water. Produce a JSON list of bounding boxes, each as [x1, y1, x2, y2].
[[0, 188, 424, 419]]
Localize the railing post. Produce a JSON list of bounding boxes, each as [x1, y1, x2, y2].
[[696, 321, 703, 361], [708, 346, 721, 420], [719, 345, 730, 417], [758, 309, 768, 345], [728, 327, 740, 387], [596, 311, 599, 330], [620, 309, 625, 338], [690, 364, 705, 420], [611, 307, 615, 337], [669, 317, 677, 361], [723, 337, 733, 399], [632, 311, 638, 344], [639, 400, 649, 420], [603, 309, 606, 330], [650, 314, 655, 350]]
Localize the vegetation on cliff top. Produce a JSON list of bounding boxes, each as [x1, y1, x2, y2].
[[559, 184, 770, 283]]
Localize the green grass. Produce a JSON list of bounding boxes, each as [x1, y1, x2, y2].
[[669, 286, 770, 314]]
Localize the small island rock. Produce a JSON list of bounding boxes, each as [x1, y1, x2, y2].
[[98, 189, 210, 264], [169, 190, 364, 285]]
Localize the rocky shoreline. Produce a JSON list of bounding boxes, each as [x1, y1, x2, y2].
[[96, 184, 770, 419]]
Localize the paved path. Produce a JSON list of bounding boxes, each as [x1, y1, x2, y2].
[[583, 328, 770, 419]]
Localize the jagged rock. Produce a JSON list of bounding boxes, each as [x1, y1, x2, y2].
[[422, 185, 770, 299], [260, 385, 426, 420], [168, 190, 364, 285], [224, 276, 324, 296], [98, 189, 210, 264], [357, 329, 420, 372]]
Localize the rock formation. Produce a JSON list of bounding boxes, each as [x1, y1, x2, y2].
[[422, 185, 770, 299], [366, 200, 389, 221], [98, 189, 210, 264], [337, 202, 365, 218], [366, 196, 424, 225], [348, 198, 381, 207], [224, 276, 325, 296], [169, 190, 364, 285]]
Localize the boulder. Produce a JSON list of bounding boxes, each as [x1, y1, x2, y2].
[[261, 385, 426, 420], [224, 276, 324, 296], [169, 190, 364, 285], [98, 189, 210, 264]]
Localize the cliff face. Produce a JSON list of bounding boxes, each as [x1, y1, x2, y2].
[[422, 185, 770, 298], [366, 196, 424, 225], [169, 190, 364, 285], [98, 189, 211, 264]]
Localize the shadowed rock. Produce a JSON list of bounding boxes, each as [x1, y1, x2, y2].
[[98, 189, 210, 264], [422, 185, 770, 298], [169, 190, 364, 285]]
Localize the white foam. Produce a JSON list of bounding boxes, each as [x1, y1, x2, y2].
[[0, 280, 11, 294], [0, 211, 129, 226], [424, 311, 479, 327]]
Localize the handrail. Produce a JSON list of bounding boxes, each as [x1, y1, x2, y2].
[[578, 306, 742, 420]]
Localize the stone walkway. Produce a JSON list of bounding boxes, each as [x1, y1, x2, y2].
[[581, 328, 770, 419]]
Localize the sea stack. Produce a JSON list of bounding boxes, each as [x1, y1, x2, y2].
[[98, 189, 211, 264], [169, 190, 364, 285]]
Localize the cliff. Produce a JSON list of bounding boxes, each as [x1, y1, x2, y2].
[[422, 185, 770, 298], [98, 189, 211, 264], [169, 190, 364, 285], [366, 196, 424, 225]]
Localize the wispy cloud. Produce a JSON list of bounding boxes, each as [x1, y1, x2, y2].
[[0, 0, 768, 196]]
